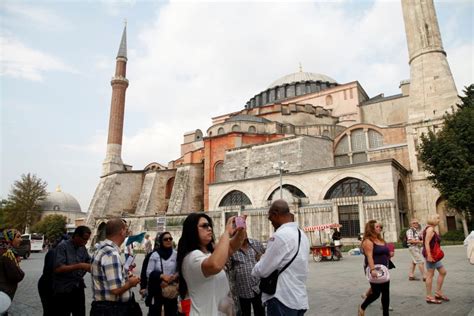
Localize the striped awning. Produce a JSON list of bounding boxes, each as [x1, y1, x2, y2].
[[303, 223, 342, 232]]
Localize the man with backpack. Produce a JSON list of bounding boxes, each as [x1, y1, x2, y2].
[[406, 219, 426, 281]]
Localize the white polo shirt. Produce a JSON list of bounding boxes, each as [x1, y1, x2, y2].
[[252, 222, 310, 310]]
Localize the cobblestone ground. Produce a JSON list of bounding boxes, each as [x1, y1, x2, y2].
[[7, 245, 474, 316]]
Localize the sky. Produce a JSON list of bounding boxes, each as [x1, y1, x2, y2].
[[1, 0, 473, 213]]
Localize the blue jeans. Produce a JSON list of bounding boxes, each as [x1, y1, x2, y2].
[[266, 298, 306, 316]]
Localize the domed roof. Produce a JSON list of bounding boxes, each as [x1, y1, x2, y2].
[[40, 186, 82, 213], [267, 71, 337, 89]]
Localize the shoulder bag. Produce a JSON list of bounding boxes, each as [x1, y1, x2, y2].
[[422, 227, 444, 262], [159, 256, 179, 299], [259, 229, 301, 295], [365, 264, 390, 284]]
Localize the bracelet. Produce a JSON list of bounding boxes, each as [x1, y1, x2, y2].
[[370, 268, 375, 271]]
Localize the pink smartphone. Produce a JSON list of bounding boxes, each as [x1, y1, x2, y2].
[[235, 216, 246, 229]]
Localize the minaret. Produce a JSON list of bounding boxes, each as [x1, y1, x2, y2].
[[102, 24, 129, 175], [401, 0, 458, 123], [401, 0, 459, 220]]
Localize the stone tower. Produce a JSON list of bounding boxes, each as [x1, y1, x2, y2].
[[401, 0, 459, 219], [102, 25, 129, 175]]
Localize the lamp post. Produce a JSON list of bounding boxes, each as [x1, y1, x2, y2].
[[273, 161, 288, 199]]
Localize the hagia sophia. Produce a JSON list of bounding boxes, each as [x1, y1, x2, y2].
[[84, 0, 465, 244]]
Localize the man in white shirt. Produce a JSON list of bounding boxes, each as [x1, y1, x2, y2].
[[252, 199, 310, 316]]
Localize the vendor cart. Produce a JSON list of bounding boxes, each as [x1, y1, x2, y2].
[[304, 223, 343, 262]]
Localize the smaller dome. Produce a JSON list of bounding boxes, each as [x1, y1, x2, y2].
[[268, 71, 337, 89], [40, 187, 82, 212]]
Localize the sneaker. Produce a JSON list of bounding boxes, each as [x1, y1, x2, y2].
[[380, 305, 394, 311]]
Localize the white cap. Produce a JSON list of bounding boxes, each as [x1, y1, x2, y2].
[[0, 291, 11, 313]]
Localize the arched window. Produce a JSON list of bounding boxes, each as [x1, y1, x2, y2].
[[219, 190, 252, 207], [248, 126, 256, 133], [232, 125, 241, 132], [324, 177, 377, 199], [325, 95, 333, 106], [397, 180, 409, 229], [267, 184, 307, 201], [214, 161, 224, 182], [368, 129, 383, 148], [165, 177, 175, 199], [217, 127, 225, 135]]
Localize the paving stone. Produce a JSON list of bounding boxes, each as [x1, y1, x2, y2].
[[7, 245, 474, 315]]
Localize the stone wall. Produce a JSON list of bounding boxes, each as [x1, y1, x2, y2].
[[134, 169, 177, 217], [86, 172, 144, 228], [220, 136, 334, 182], [167, 163, 204, 214], [359, 95, 408, 126]]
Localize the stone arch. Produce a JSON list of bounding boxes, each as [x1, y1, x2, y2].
[[214, 161, 224, 182], [248, 126, 256, 133], [323, 177, 377, 199], [436, 197, 458, 234], [94, 222, 107, 245], [267, 184, 307, 201], [325, 95, 333, 106], [218, 190, 252, 207], [165, 177, 175, 199], [232, 124, 241, 132], [397, 180, 409, 229], [217, 127, 225, 135]]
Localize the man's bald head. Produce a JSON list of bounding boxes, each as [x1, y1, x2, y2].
[[268, 199, 292, 229], [105, 218, 126, 238], [269, 199, 290, 215]]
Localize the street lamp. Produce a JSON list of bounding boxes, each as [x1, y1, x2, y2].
[[272, 161, 288, 199]]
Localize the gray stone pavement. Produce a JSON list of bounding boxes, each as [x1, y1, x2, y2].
[[7, 245, 474, 315]]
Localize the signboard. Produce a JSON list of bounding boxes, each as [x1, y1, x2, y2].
[[157, 217, 167, 233]]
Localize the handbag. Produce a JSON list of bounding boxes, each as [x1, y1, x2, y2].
[[422, 227, 444, 262], [159, 256, 179, 299], [259, 229, 301, 295], [430, 242, 445, 262], [127, 293, 143, 316], [365, 264, 390, 284]]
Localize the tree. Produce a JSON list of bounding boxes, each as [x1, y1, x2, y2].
[[31, 214, 67, 242], [0, 199, 7, 230], [419, 84, 474, 233], [4, 173, 48, 233]]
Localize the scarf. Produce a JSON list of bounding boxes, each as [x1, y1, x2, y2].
[[157, 232, 173, 260], [1, 229, 19, 266]]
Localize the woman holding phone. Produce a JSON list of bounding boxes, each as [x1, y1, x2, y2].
[[177, 213, 246, 315]]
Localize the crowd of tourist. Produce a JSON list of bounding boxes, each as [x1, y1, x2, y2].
[[0, 201, 470, 315]]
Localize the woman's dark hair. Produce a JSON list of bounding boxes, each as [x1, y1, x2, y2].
[[177, 213, 215, 298]]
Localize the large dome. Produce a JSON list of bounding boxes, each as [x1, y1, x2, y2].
[[40, 186, 82, 212], [268, 71, 337, 89]]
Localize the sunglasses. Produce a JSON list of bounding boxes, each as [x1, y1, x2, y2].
[[199, 223, 212, 230], [163, 237, 173, 242]]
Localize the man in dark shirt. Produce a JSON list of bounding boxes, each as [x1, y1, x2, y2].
[[53, 226, 92, 316]]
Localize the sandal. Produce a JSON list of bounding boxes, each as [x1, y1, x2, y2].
[[426, 296, 442, 304], [409, 276, 420, 281], [435, 294, 450, 302]]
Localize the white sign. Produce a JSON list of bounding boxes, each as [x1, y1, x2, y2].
[[157, 217, 166, 232]]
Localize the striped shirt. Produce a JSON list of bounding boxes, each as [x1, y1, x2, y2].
[[90, 239, 130, 302], [230, 239, 265, 299]]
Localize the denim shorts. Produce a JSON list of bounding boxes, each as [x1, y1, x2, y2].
[[425, 260, 443, 270]]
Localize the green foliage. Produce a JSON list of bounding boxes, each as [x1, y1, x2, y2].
[[419, 84, 474, 216], [3, 173, 48, 232], [31, 214, 67, 241], [399, 228, 409, 242], [441, 230, 465, 241]]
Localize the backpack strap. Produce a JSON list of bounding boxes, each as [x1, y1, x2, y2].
[[278, 229, 301, 276]]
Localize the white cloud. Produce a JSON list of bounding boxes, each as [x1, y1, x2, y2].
[[100, 0, 137, 17], [0, 36, 78, 81], [80, 0, 471, 169], [2, 2, 71, 30], [448, 43, 474, 93]]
